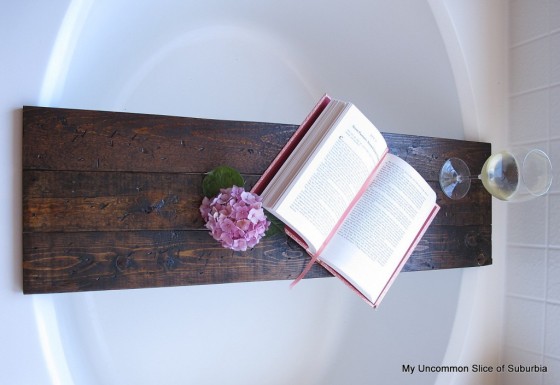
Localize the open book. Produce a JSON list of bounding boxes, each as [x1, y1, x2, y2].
[[253, 95, 439, 308]]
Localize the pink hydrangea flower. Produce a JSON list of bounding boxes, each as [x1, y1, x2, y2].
[[200, 186, 270, 251]]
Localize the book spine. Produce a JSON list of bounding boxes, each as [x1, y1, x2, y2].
[[251, 94, 332, 195]]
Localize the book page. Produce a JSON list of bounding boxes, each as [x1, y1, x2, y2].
[[271, 105, 387, 253], [318, 154, 437, 303]]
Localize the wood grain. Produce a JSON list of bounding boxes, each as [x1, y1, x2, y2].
[[22, 106, 492, 294]]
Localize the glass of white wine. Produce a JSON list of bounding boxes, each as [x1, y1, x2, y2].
[[439, 148, 553, 201]]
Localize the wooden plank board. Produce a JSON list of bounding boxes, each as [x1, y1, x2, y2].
[[22, 106, 492, 294]]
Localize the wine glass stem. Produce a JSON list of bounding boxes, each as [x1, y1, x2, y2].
[[457, 174, 482, 183], [458, 175, 482, 182]]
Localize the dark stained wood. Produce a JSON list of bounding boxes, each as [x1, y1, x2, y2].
[[22, 106, 492, 294], [22, 107, 292, 174], [23, 172, 488, 232]]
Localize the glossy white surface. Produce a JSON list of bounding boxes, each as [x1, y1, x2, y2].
[[1, 1, 505, 384]]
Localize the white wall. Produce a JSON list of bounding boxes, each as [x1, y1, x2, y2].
[[501, 1, 560, 384]]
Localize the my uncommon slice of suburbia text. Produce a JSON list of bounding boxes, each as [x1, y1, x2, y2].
[[402, 364, 548, 374]]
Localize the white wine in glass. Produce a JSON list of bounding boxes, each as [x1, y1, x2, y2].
[[439, 148, 553, 201]]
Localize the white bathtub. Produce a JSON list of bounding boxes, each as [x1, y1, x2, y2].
[[2, 1, 506, 384]]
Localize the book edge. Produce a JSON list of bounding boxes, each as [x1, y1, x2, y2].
[[251, 94, 332, 195]]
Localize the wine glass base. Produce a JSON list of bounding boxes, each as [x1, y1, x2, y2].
[[439, 158, 471, 200]]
